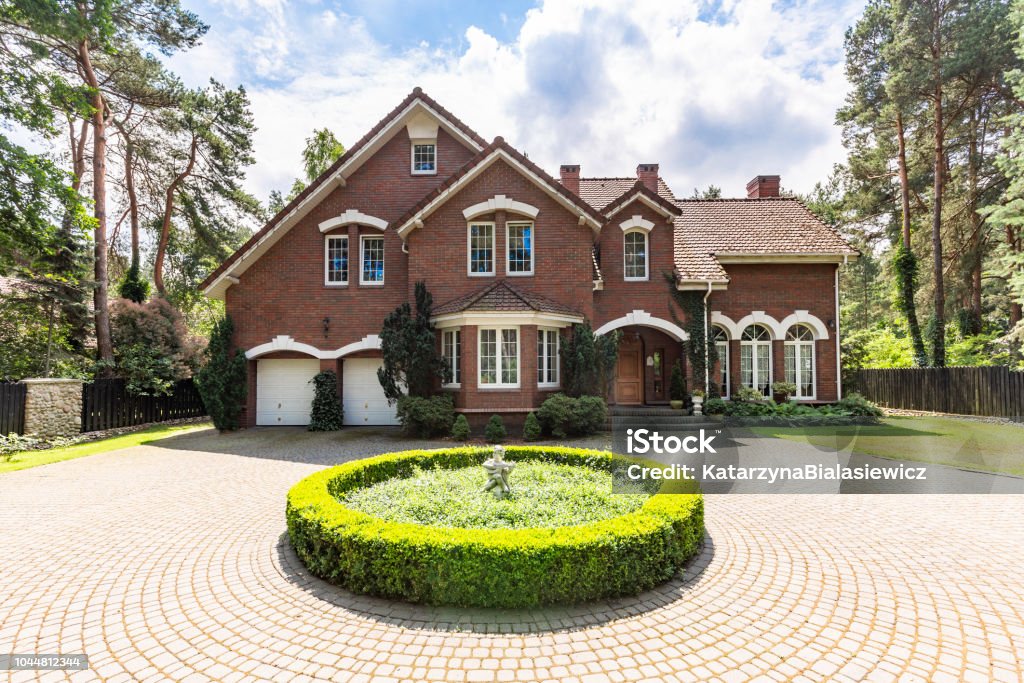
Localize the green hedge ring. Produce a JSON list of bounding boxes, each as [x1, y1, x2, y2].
[[286, 446, 704, 608]]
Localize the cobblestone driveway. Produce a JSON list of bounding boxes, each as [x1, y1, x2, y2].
[[1, 427, 1023, 682]]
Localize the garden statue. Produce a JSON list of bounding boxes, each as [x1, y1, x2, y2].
[[482, 445, 516, 499]]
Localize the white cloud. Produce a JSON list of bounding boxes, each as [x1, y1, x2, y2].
[[169, 0, 866, 203]]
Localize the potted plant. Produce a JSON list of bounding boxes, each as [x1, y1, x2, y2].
[[690, 388, 705, 416], [669, 362, 686, 409], [772, 381, 797, 403]]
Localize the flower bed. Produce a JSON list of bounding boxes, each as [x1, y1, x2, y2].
[[286, 446, 703, 608]]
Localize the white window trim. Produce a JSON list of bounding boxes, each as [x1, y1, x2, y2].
[[467, 222, 496, 277], [442, 329, 461, 388], [359, 234, 385, 286], [478, 327, 520, 389], [506, 221, 535, 277], [538, 327, 560, 388], [623, 228, 649, 281], [740, 328, 773, 396], [784, 334, 816, 400], [324, 234, 348, 287], [411, 138, 437, 175]]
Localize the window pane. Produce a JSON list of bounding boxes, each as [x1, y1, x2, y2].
[[800, 343, 813, 397], [413, 144, 435, 171], [327, 237, 348, 283], [547, 330, 558, 384], [508, 224, 532, 273], [741, 345, 752, 389], [443, 331, 461, 384], [470, 225, 493, 274], [785, 344, 796, 385], [480, 330, 496, 384], [624, 232, 646, 279], [362, 237, 384, 282], [716, 341, 728, 395], [537, 330, 545, 384], [501, 329, 518, 384], [454, 331, 461, 384], [756, 344, 770, 395]]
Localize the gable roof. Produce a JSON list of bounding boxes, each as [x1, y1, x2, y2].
[[601, 180, 682, 219], [671, 197, 858, 284], [394, 137, 607, 237], [201, 87, 487, 299], [578, 177, 677, 210], [433, 280, 582, 318]]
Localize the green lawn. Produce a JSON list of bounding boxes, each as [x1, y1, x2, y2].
[[752, 416, 1024, 476], [0, 422, 213, 474]]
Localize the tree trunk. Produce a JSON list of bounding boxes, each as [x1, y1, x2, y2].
[[895, 112, 928, 365], [930, 25, 946, 368], [79, 38, 114, 367], [119, 127, 141, 269], [1009, 225, 1023, 328], [154, 135, 198, 295], [965, 108, 983, 335]]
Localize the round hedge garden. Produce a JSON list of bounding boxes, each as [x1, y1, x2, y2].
[[286, 446, 704, 608]]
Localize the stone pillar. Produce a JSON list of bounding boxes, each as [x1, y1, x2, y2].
[[22, 378, 83, 438]]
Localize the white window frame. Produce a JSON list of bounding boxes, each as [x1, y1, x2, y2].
[[411, 139, 437, 175], [467, 222, 495, 276], [537, 327, 560, 388], [623, 229, 649, 281], [506, 221, 535, 276], [359, 234, 385, 286], [478, 327, 520, 389], [784, 325, 816, 400], [740, 325, 773, 396], [442, 329, 461, 388], [712, 326, 729, 399], [324, 234, 348, 287]]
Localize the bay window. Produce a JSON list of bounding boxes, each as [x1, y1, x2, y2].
[[442, 329, 461, 387]]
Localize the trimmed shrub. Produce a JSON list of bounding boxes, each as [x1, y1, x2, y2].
[[836, 392, 884, 417], [703, 397, 727, 415], [451, 413, 470, 441], [573, 395, 607, 434], [537, 393, 607, 438], [733, 386, 764, 402], [396, 394, 454, 437], [537, 393, 575, 438], [485, 414, 506, 443], [772, 381, 797, 401], [308, 370, 343, 431], [286, 446, 704, 608], [522, 412, 542, 441]]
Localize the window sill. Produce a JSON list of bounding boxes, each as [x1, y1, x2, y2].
[[624, 277, 650, 282], [358, 281, 386, 287], [442, 384, 461, 390], [411, 170, 437, 176], [477, 385, 521, 391], [538, 383, 560, 390], [468, 272, 495, 277], [324, 283, 349, 288], [507, 271, 534, 277]]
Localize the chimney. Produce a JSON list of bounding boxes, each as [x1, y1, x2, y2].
[[636, 163, 659, 193], [560, 164, 581, 195], [746, 175, 780, 198]]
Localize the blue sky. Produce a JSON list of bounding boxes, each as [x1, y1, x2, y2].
[[168, 0, 867, 203]]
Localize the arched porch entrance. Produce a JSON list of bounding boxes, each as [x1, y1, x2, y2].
[[595, 311, 689, 406]]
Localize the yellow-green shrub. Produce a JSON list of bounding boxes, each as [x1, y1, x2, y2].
[[286, 446, 703, 608]]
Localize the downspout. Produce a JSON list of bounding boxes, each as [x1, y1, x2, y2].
[[703, 280, 713, 393], [835, 258, 845, 399]]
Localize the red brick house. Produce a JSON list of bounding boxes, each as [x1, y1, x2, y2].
[[201, 88, 857, 427]]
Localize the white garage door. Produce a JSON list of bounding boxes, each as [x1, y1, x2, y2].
[[256, 359, 319, 426], [343, 358, 399, 426]]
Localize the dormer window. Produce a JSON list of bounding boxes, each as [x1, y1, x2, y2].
[[623, 230, 648, 281], [412, 141, 436, 174]]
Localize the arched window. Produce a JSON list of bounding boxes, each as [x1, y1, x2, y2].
[[740, 324, 772, 396], [712, 325, 729, 398], [623, 230, 648, 280], [785, 324, 815, 399]]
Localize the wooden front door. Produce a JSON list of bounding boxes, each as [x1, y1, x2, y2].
[[615, 335, 643, 405]]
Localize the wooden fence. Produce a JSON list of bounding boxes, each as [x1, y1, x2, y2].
[[0, 382, 26, 436], [81, 378, 206, 433], [856, 367, 1024, 417]]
